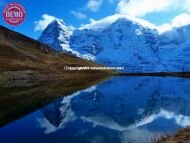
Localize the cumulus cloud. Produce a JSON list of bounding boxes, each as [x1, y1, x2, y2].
[[116, 0, 190, 17], [34, 14, 59, 31], [171, 13, 190, 27], [80, 13, 190, 34], [80, 14, 156, 30], [71, 11, 87, 19], [158, 13, 190, 33], [87, 0, 103, 12]]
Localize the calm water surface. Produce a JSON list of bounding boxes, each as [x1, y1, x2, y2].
[[1, 76, 190, 143]]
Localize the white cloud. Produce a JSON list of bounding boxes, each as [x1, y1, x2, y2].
[[170, 13, 190, 27], [87, 0, 103, 12], [80, 12, 190, 34], [116, 0, 190, 17], [158, 13, 190, 33], [89, 18, 96, 23], [71, 11, 87, 19], [34, 14, 59, 31], [80, 14, 156, 30]]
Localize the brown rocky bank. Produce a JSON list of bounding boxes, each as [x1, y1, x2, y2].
[[152, 127, 190, 143]]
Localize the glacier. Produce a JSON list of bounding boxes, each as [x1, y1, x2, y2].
[[39, 14, 190, 72]]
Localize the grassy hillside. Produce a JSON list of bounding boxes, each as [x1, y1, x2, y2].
[[0, 26, 115, 81]]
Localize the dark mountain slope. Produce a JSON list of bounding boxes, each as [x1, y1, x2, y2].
[[0, 26, 114, 81]]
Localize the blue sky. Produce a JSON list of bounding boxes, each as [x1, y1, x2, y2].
[[1, 0, 190, 39]]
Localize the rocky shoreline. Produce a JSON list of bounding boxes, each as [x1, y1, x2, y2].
[[152, 127, 190, 143]]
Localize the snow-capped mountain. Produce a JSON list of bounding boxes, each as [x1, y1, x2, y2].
[[71, 16, 162, 72], [159, 25, 190, 71], [39, 20, 72, 52], [39, 19, 95, 60], [39, 14, 190, 72]]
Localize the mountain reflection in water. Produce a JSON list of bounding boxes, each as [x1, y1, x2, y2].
[[1, 76, 190, 143]]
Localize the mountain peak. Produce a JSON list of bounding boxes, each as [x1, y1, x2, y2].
[[39, 19, 72, 51], [47, 19, 70, 33], [79, 14, 156, 31], [51, 19, 66, 27], [39, 19, 95, 60], [39, 14, 190, 72]]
